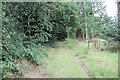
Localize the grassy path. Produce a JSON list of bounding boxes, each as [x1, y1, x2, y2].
[[22, 40, 118, 78], [46, 47, 92, 78], [22, 40, 117, 78]]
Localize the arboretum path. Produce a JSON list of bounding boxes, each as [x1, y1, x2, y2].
[[46, 42, 93, 78]]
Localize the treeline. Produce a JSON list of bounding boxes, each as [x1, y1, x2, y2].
[[1, 2, 119, 78]]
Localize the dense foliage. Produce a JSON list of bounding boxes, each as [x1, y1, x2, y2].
[[1, 2, 80, 78]]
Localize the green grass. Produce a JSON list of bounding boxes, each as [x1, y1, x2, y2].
[[46, 48, 85, 78], [64, 38, 118, 78]]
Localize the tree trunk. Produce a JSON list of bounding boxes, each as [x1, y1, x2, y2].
[[118, 1, 120, 31], [91, 28, 94, 39], [67, 27, 70, 38], [84, 3, 89, 40], [85, 12, 88, 39], [118, 1, 120, 42]]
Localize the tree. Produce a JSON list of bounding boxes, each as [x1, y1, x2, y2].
[[118, 1, 120, 42]]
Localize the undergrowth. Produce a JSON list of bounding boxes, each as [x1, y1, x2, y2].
[[1, 44, 50, 78]]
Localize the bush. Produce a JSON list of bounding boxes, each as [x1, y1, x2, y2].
[[105, 41, 120, 52], [1, 61, 21, 78], [28, 45, 50, 65]]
